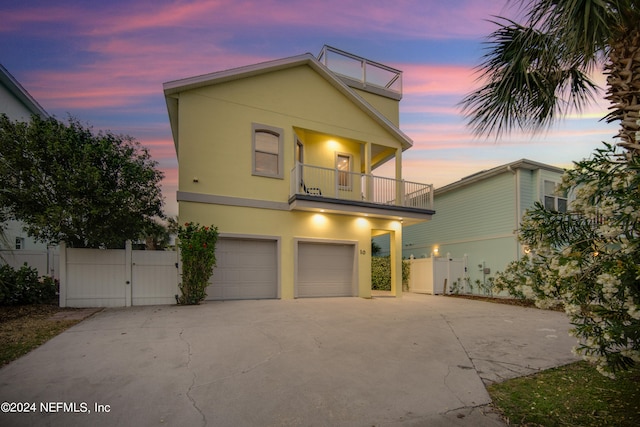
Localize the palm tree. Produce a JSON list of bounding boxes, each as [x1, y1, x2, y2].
[[460, 0, 640, 158]]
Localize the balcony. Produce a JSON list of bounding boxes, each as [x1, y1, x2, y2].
[[289, 163, 434, 222]]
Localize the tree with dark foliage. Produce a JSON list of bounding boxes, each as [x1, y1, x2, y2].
[[0, 114, 165, 248]]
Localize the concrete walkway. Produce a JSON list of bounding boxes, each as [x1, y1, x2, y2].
[[0, 293, 579, 426]]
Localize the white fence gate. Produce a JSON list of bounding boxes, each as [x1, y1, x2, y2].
[[409, 256, 466, 295], [59, 242, 179, 308]]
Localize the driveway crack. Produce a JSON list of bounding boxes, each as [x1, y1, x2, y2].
[[179, 328, 206, 426], [440, 314, 479, 372]]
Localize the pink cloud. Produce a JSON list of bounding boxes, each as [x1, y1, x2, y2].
[[2, 0, 515, 41], [402, 64, 477, 97]]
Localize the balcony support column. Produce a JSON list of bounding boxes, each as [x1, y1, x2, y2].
[[395, 148, 403, 206], [364, 142, 372, 201]]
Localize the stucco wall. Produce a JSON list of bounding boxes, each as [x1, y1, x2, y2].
[[176, 65, 402, 204], [180, 201, 402, 298]]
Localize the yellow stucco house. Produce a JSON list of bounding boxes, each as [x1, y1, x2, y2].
[[163, 46, 434, 300]]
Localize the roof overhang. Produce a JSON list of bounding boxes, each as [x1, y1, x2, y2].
[[0, 64, 48, 118], [435, 159, 566, 196]]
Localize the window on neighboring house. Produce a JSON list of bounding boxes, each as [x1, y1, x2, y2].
[[252, 123, 284, 178], [336, 153, 352, 189], [544, 180, 568, 212], [15, 237, 24, 250]]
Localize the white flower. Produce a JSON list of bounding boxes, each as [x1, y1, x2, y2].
[[565, 304, 581, 316], [558, 260, 580, 278], [520, 285, 535, 299], [621, 349, 640, 363], [597, 224, 623, 239], [596, 364, 616, 379], [627, 301, 640, 320], [596, 273, 621, 300]]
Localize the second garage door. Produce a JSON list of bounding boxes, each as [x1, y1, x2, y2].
[[297, 242, 355, 297], [206, 238, 278, 300]]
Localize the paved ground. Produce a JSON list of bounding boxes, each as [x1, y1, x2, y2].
[[0, 293, 579, 426]]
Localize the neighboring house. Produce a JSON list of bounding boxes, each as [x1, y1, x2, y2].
[[375, 159, 567, 294], [0, 64, 50, 252], [164, 46, 435, 300]]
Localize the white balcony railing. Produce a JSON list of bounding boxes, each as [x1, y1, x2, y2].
[[290, 163, 433, 211], [317, 45, 402, 95]]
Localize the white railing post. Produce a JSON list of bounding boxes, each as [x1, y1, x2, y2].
[[125, 240, 132, 307], [291, 162, 298, 197]]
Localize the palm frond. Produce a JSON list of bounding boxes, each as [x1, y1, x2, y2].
[[460, 17, 600, 138]]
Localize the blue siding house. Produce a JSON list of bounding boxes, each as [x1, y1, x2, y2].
[[376, 159, 567, 294]]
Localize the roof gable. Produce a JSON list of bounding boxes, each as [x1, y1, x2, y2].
[[163, 53, 412, 152], [436, 159, 565, 195], [0, 64, 48, 119]]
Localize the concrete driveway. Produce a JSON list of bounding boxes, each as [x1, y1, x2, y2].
[[0, 293, 579, 427]]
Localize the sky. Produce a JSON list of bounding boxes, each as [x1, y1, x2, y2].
[[1, 0, 618, 217]]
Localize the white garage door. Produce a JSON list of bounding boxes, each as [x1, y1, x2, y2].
[[206, 238, 278, 300], [297, 242, 355, 297]]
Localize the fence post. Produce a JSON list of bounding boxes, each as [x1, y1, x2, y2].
[[47, 245, 55, 278], [125, 240, 132, 307], [59, 241, 67, 308], [446, 252, 452, 295]]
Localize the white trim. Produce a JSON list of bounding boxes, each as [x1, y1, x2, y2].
[[177, 191, 289, 211], [252, 123, 284, 179], [0, 64, 48, 118]]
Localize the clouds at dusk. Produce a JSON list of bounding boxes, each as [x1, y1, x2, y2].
[[1, 0, 617, 216]]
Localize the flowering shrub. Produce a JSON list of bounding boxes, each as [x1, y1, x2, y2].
[[177, 222, 219, 305], [494, 143, 640, 377]]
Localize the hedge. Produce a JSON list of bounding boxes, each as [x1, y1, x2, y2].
[[371, 256, 410, 291]]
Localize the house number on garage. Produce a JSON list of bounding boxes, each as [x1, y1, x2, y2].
[[360, 249, 366, 255]]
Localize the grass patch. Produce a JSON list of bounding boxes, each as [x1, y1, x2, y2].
[[489, 361, 640, 427], [0, 304, 81, 367]]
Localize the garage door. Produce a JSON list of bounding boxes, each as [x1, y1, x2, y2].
[[206, 238, 277, 300], [297, 242, 355, 297]]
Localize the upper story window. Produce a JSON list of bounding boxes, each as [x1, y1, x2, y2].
[[543, 180, 568, 212], [252, 123, 284, 179], [15, 237, 24, 250]]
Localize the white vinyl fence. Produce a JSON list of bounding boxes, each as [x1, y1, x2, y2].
[[59, 242, 179, 307], [0, 248, 59, 279], [409, 256, 466, 295]]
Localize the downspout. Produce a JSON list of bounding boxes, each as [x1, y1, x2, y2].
[[507, 165, 521, 260]]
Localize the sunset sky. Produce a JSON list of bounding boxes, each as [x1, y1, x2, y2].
[[1, 0, 618, 217]]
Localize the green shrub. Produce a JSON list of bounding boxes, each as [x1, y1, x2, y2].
[[371, 256, 410, 291], [177, 222, 219, 305], [0, 263, 57, 305]]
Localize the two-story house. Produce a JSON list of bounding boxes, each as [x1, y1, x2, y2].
[[1, 64, 50, 252], [164, 46, 434, 300], [376, 159, 567, 293]]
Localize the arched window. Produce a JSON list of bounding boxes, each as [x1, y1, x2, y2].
[[252, 124, 283, 178]]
